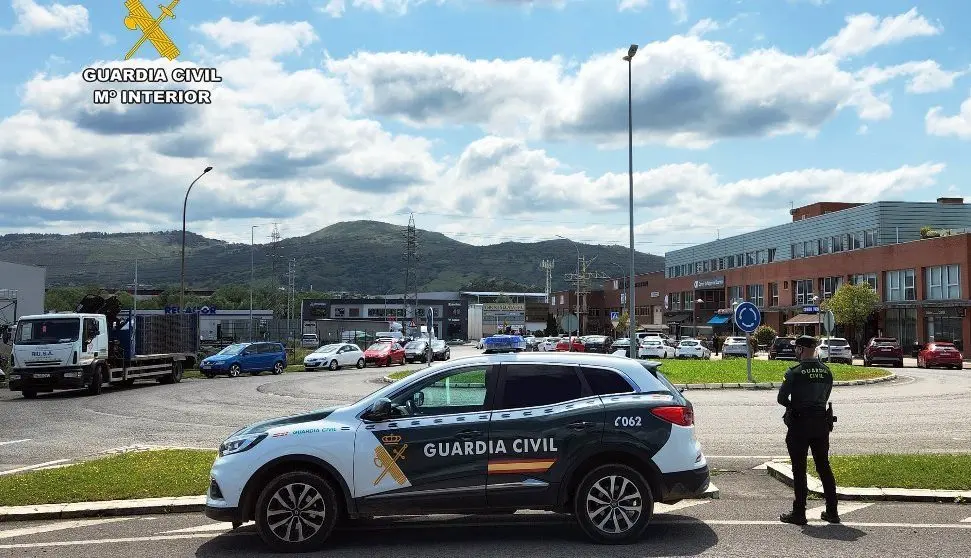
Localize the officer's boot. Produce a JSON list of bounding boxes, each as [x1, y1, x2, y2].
[[780, 502, 807, 525], [821, 502, 841, 523]]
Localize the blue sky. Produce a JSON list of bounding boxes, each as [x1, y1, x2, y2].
[[1, 0, 970, 255]]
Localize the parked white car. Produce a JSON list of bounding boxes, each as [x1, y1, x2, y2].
[[818, 337, 853, 364], [537, 337, 557, 351], [676, 339, 711, 359], [721, 337, 750, 358], [639, 338, 676, 359], [303, 343, 365, 371]]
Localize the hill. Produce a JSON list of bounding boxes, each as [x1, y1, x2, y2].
[[0, 221, 665, 293]]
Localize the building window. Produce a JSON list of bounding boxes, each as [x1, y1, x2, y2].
[[804, 241, 817, 257], [927, 315, 963, 347], [885, 269, 916, 301], [851, 273, 878, 292], [768, 248, 777, 263], [819, 276, 843, 299], [818, 237, 830, 255], [727, 255, 734, 268], [727, 285, 744, 304], [832, 235, 845, 252], [559, 294, 564, 304], [792, 243, 804, 258], [852, 231, 863, 250], [746, 284, 765, 308], [348, 307, 360, 317], [718, 257, 725, 270], [865, 229, 877, 248], [334, 307, 345, 317], [770, 282, 779, 307], [885, 308, 917, 350], [795, 279, 814, 305], [926, 265, 960, 300]]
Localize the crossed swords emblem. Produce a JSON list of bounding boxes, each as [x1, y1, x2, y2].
[[373, 443, 408, 486], [123, 0, 181, 60]]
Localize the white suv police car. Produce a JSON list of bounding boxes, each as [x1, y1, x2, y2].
[[205, 352, 710, 552]]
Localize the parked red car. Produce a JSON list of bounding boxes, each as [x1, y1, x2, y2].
[[917, 342, 964, 370], [554, 337, 585, 352], [364, 341, 405, 367], [863, 337, 904, 368]]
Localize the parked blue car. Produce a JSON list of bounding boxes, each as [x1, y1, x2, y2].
[[199, 342, 287, 378]]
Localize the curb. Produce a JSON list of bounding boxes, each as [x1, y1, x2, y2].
[[766, 462, 971, 504], [0, 496, 205, 522]]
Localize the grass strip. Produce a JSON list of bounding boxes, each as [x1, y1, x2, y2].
[[387, 359, 888, 383], [810, 454, 971, 491], [0, 449, 217, 507]]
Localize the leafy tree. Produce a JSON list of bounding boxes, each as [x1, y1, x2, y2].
[[753, 324, 777, 347], [824, 283, 880, 351], [616, 311, 629, 336]]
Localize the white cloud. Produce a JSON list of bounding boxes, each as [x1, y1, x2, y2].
[[818, 8, 941, 59], [926, 91, 971, 140], [193, 17, 317, 59], [329, 35, 893, 149], [857, 61, 966, 94], [5, 0, 89, 37], [668, 0, 687, 23], [618, 0, 649, 11], [687, 18, 719, 37], [99, 33, 116, 46]]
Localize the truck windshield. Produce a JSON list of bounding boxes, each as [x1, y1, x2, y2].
[[15, 318, 81, 345]]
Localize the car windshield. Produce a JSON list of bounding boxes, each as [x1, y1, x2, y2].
[[432, 340, 446, 349], [14, 318, 81, 345], [217, 344, 247, 355], [680, 341, 698, 346], [775, 338, 794, 345], [827, 339, 848, 346], [367, 342, 390, 351], [728, 338, 745, 344], [405, 341, 425, 349], [313, 344, 341, 354]]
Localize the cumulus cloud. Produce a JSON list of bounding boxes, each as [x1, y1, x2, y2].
[[857, 61, 966, 94], [926, 92, 971, 140], [329, 35, 892, 149], [818, 8, 941, 59], [5, 0, 89, 37]]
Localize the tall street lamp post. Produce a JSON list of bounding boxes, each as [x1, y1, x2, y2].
[[250, 225, 259, 340], [623, 43, 639, 359], [693, 298, 704, 338], [181, 166, 213, 311]]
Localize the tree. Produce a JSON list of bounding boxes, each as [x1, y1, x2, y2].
[[753, 324, 777, 347], [824, 283, 880, 351], [616, 311, 629, 337]]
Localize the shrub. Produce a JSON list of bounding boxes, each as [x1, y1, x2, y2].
[[753, 325, 777, 347]]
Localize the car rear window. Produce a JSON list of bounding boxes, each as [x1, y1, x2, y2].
[[827, 339, 848, 346], [580, 366, 634, 396], [775, 338, 794, 345], [874, 338, 898, 345]]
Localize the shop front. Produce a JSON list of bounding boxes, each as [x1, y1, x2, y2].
[[924, 306, 966, 350]]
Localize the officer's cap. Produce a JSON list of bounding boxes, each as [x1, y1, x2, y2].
[[794, 335, 818, 348]]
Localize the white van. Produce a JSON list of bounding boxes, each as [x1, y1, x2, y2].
[[300, 333, 319, 348]]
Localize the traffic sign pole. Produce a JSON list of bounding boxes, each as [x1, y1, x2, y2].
[[746, 331, 753, 384], [734, 302, 761, 384]]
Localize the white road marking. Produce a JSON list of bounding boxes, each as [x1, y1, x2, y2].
[[806, 502, 873, 517], [161, 523, 247, 534], [962, 517, 971, 523], [0, 439, 30, 446], [655, 500, 711, 513], [0, 517, 134, 540], [0, 459, 71, 476]]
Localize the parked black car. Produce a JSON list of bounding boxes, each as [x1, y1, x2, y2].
[[582, 335, 613, 353], [403, 340, 429, 363], [768, 336, 797, 360], [431, 339, 451, 360]]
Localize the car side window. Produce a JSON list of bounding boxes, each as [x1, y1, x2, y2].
[[390, 366, 490, 417], [497, 364, 585, 410], [580, 366, 635, 396]]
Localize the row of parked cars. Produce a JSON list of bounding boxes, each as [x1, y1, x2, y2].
[[303, 337, 452, 370]]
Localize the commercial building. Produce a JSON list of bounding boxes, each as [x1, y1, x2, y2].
[[1, 260, 46, 324], [662, 198, 971, 354]]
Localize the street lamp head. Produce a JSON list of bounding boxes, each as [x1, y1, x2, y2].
[[696, 298, 704, 304], [623, 44, 638, 61], [203, 166, 212, 173]]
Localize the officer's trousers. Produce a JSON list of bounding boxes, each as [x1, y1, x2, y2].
[[785, 418, 838, 515]]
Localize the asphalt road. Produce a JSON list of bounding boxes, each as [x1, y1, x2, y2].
[[0, 462, 968, 557]]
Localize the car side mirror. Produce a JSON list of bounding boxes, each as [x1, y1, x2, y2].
[[365, 397, 393, 421]]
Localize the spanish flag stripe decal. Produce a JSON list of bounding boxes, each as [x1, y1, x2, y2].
[[487, 459, 556, 474]]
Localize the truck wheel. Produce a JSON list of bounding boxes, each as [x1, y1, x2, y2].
[[255, 470, 339, 553], [171, 362, 184, 383], [574, 464, 654, 544], [86, 366, 103, 396], [229, 364, 241, 378], [22, 390, 37, 399], [272, 361, 284, 375]]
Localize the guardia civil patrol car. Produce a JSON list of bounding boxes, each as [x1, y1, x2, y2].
[[205, 352, 710, 552]]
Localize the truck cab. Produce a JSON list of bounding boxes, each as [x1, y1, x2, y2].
[[8, 313, 109, 396]]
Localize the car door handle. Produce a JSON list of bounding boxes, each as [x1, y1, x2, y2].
[[568, 421, 597, 430], [455, 430, 482, 440]]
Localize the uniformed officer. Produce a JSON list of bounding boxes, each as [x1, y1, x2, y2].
[[777, 335, 840, 525]]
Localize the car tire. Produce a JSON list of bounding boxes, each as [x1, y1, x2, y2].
[[895, 360, 904, 368], [229, 364, 241, 377], [863, 360, 871, 367], [356, 358, 365, 369], [255, 470, 339, 553], [386, 357, 392, 367], [328, 360, 339, 371], [272, 361, 285, 375], [22, 389, 37, 399], [86, 365, 103, 396], [574, 463, 654, 544], [204, 372, 214, 379]]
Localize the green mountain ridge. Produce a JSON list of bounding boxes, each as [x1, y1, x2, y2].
[[0, 220, 664, 293]]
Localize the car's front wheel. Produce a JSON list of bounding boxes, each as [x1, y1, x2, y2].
[[328, 360, 339, 371], [272, 361, 285, 375], [574, 464, 653, 544], [229, 364, 241, 377], [255, 470, 339, 553], [356, 358, 365, 369]]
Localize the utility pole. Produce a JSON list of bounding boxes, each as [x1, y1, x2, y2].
[[402, 214, 420, 335], [565, 256, 608, 341], [541, 259, 555, 304], [250, 225, 259, 340], [287, 258, 296, 349]]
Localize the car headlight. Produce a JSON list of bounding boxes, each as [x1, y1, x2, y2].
[[218, 433, 267, 457]]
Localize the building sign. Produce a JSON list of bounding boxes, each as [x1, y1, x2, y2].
[[924, 307, 965, 317], [693, 276, 725, 289], [164, 305, 217, 314], [482, 303, 525, 325], [716, 308, 733, 315], [620, 293, 626, 305], [803, 305, 820, 314], [650, 291, 660, 298], [482, 303, 524, 312]]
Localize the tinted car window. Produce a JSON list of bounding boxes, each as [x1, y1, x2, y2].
[[498, 364, 583, 410], [580, 366, 634, 395]]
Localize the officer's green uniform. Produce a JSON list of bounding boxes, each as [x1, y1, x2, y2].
[[777, 335, 839, 525]]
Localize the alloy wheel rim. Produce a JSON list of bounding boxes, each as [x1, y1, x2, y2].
[[585, 474, 642, 534], [265, 482, 326, 543]]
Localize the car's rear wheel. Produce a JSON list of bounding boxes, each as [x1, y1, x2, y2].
[[574, 464, 653, 544], [272, 361, 285, 375], [356, 358, 365, 369], [255, 470, 339, 553]]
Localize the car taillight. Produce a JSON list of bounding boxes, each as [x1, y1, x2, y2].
[[651, 406, 693, 427]]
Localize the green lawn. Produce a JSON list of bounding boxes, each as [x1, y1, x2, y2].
[[811, 454, 971, 491], [386, 359, 888, 384], [0, 449, 217, 507]]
